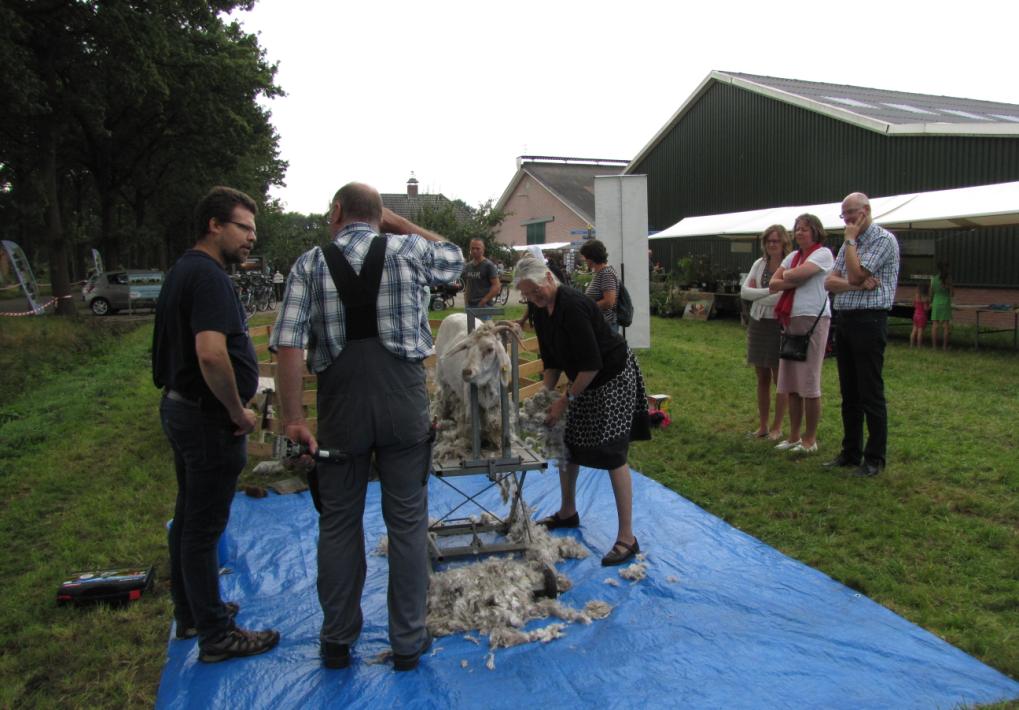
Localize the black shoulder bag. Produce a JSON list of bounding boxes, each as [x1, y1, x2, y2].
[[779, 304, 827, 361]]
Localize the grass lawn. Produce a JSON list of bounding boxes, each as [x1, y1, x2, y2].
[[0, 311, 1016, 707]]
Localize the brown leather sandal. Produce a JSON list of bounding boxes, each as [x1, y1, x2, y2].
[[601, 537, 639, 566]]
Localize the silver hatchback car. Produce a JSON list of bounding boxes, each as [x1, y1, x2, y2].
[[83, 270, 164, 315]]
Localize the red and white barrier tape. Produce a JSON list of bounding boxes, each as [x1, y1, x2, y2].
[[0, 294, 73, 317]]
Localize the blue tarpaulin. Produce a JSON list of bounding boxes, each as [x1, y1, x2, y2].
[[156, 466, 1019, 709]]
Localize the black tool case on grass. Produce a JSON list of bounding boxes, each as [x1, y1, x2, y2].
[[57, 567, 155, 606]]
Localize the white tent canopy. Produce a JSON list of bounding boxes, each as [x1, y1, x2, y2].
[[650, 181, 1019, 239], [510, 241, 573, 251]]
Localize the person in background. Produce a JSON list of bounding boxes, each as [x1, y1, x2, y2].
[[929, 260, 953, 350], [271, 182, 463, 672], [769, 214, 833, 455], [272, 269, 285, 301], [513, 257, 651, 566], [741, 225, 792, 440], [910, 282, 930, 348], [548, 254, 569, 286], [824, 192, 900, 478], [463, 238, 501, 313], [152, 186, 280, 663], [579, 239, 619, 333]]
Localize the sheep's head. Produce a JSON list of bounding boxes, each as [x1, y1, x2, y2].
[[448, 322, 522, 387]]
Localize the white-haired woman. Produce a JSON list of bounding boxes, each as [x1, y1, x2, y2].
[[513, 257, 650, 566]]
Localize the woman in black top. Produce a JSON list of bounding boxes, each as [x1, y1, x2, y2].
[[513, 257, 650, 566]]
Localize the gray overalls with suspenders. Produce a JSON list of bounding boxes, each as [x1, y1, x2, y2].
[[315, 236, 432, 656]]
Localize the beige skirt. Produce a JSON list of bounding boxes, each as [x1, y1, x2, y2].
[[777, 315, 830, 398]]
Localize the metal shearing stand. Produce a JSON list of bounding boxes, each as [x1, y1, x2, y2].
[[427, 306, 548, 564]]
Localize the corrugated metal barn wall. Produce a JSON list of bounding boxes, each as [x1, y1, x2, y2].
[[634, 82, 1019, 232]]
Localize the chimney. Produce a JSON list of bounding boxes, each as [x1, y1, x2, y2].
[[407, 172, 419, 197]]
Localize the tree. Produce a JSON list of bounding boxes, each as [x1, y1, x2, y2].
[[414, 199, 509, 264], [254, 205, 331, 272], [0, 0, 284, 314]]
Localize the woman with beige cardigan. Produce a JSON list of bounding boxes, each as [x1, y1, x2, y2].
[[740, 225, 791, 440]]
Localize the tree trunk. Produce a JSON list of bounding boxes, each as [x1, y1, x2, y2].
[[41, 126, 75, 317]]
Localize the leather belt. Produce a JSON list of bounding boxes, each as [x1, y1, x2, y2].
[[164, 388, 200, 406]]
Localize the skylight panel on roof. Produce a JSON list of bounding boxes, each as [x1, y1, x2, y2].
[[881, 102, 937, 115], [989, 113, 1019, 123], [822, 96, 876, 109], [940, 109, 987, 120]]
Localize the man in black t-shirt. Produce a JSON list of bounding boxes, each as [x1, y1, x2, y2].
[[152, 186, 279, 663], [463, 238, 501, 310]]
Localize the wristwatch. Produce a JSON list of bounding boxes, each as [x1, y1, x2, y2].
[[844, 239, 857, 247], [567, 390, 576, 403]]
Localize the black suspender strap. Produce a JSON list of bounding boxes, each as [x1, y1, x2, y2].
[[322, 236, 387, 340]]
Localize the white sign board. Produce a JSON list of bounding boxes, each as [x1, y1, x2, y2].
[[594, 175, 650, 348]]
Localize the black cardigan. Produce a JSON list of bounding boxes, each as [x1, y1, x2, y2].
[[532, 285, 626, 390]]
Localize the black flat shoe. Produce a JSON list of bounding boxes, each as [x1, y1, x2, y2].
[[601, 538, 639, 566], [822, 453, 861, 468], [852, 461, 884, 477], [538, 511, 580, 530], [321, 641, 351, 669], [393, 634, 432, 672]]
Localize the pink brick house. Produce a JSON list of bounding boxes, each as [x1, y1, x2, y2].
[[493, 157, 628, 248]]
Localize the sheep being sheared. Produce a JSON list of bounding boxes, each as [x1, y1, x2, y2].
[[432, 314, 522, 459]]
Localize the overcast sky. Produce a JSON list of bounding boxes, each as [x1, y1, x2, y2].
[[232, 0, 1019, 216]]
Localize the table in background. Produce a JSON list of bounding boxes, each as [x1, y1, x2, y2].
[[953, 305, 1019, 350]]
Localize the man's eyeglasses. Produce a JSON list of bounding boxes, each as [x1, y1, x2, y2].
[[226, 220, 256, 237], [839, 208, 863, 220]]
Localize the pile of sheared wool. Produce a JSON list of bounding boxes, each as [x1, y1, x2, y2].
[[427, 500, 606, 652], [430, 388, 566, 466], [431, 413, 526, 466], [618, 562, 647, 581], [516, 389, 565, 460]]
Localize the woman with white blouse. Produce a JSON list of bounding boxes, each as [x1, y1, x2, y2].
[[768, 214, 834, 454]]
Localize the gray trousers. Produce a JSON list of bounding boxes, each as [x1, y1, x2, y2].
[[315, 339, 431, 655]]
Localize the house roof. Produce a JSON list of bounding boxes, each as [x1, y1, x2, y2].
[[380, 193, 470, 222], [627, 70, 1019, 173], [495, 156, 629, 224]]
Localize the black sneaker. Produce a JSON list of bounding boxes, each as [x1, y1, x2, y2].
[[198, 627, 280, 663], [393, 634, 432, 672], [176, 601, 240, 640], [321, 641, 351, 669]]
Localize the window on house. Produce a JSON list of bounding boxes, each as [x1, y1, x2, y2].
[[526, 222, 545, 245]]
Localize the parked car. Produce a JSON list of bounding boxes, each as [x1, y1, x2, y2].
[[83, 270, 164, 315]]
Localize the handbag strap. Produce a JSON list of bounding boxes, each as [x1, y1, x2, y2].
[[803, 301, 827, 336], [781, 300, 828, 336]]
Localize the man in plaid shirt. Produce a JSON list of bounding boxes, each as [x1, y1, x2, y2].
[[271, 182, 463, 671], [824, 192, 900, 478]]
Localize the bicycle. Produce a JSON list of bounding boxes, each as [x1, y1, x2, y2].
[[493, 282, 510, 306]]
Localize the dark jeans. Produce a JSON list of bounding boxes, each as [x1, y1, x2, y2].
[[160, 396, 247, 642], [834, 310, 889, 466]]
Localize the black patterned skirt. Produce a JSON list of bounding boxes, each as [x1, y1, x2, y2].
[[564, 350, 649, 470]]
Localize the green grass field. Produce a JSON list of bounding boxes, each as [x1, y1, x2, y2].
[[0, 312, 1016, 707]]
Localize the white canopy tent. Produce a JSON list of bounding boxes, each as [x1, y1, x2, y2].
[[510, 241, 573, 251], [650, 181, 1019, 239]]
